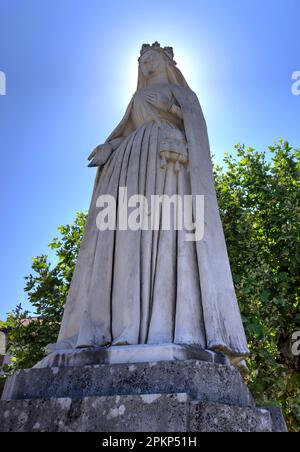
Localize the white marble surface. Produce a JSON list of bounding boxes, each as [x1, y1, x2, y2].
[[53, 42, 249, 363], [34, 343, 230, 369]]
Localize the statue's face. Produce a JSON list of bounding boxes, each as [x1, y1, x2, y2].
[[140, 50, 165, 78]]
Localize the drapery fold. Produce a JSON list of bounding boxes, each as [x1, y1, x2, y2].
[[57, 83, 249, 362], [59, 119, 207, 351]]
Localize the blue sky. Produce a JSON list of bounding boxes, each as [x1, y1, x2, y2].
[[0, 0, 299, 319]]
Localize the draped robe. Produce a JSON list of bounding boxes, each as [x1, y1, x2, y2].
[[55, 82, 249, 363]]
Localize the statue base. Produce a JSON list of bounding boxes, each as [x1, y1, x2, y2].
[[0, 345, 287, 432], [33, 343, 231, 368]]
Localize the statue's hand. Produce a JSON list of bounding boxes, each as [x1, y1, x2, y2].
[[144, 89, 172, 111], [88, 143, 113, 167], [88, 143, 112, 161]]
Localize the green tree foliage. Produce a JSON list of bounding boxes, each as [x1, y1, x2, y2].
[[1, 212, 86, 372], [214, 140, 300, 431], [1, 141, 299, 430]]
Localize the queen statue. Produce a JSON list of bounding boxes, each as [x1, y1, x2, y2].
[[46, 42, 249, 369]]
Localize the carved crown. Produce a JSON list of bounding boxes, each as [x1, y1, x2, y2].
[[139, 42, 176, 64]]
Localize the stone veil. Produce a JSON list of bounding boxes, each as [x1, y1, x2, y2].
[[51, 42, 249, 365]]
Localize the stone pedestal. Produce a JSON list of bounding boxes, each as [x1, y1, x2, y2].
[[33, 343, 230, 369], [0, 345, 287, 432]]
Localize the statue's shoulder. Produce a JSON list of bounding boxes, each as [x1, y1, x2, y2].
[[169, 83, 189, 94], [170, 84, 199, 107]]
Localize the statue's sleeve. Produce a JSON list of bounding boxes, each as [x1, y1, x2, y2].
[[105, 99, 135, 144]]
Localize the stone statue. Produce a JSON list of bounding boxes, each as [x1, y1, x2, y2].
[[1, 43, 288, 433], [50, 42, 249, 366]]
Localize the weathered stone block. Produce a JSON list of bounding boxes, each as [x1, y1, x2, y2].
[[189, 401, 272, 432], [2, 359, 254, 408], [266, 407, 288, 433], [0, 394, 274, 432], [0, 358, 287, 432]]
